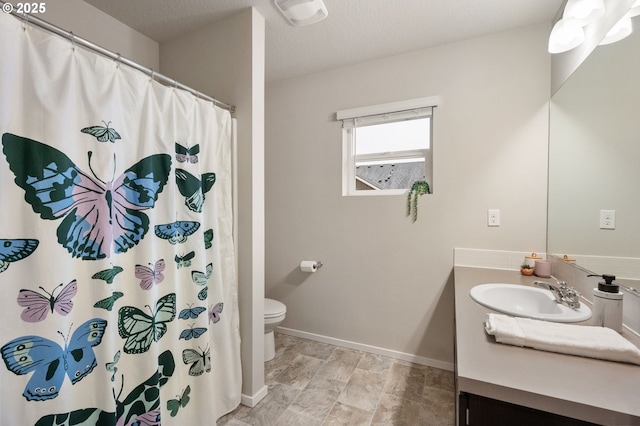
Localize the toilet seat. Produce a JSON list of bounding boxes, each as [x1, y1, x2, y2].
[[264, 298, 286, 318]]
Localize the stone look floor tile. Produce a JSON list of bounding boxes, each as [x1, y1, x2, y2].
[[233, 383, 299, 426], [274, 354, 325, 390], [371, 393, 424, 426], [287, 374, 345, 421], [300, 339, 338, 360], [316, 348, 362, 383], [356, 352, 394, 373], [276, 408, 323, 426], [424, 366, 455, 392], [421, 387, 456, 426], [219, 333, 456, 426], [384, 363, 428, 403], [219, 418, 252, 426], [323, 401, 374, 426], [265, 349, 300, 385], [337, 368, 387, 412]]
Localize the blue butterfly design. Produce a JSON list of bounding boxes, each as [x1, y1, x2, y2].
[[179, 324, 207, 341], [0, 238, 39, 273], [179, 305, 207, 320], [154, 220, 200, 244], [2, 133, 172, 260], [0, 318, 107, 401]]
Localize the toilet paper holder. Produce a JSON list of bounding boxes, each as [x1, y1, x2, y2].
[[300, 260, 323, 272]]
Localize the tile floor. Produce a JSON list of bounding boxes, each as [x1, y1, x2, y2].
[[218, 333, 455, 425]]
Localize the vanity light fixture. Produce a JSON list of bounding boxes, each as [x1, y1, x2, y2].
[[599, 0, 640, 47], [548, 0, 608, 53], [599, 16, 633, 45], [563, 0, 605, 25], [629, 0, 640, 17], [274, 0, 328, 26], [548, 19, 586, 53]]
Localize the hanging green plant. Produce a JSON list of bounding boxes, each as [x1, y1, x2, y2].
[[407, 181, 431, 222]]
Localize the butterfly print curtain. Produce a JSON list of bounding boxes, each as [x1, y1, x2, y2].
[[0, 13, 241, 425]]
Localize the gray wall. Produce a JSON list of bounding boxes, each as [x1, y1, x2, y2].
[[41, 0, 158, 70], [265, 24, 551, 366]]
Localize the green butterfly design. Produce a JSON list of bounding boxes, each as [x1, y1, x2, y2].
[[93, 292, 124, 311], [167, 385, 191, 417], [117, 293, 176, 354], [176, 169, 216, 213], [204, 228, 213, 249], [35, 350, 174, 426], [81, 121, 121, 143], [91, 266, 124, 284]]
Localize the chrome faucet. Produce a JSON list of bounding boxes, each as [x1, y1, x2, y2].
[[533, 280, 582, 309]]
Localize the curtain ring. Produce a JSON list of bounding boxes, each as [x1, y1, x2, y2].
[[150, 69, 155, 82], [115, 53, 121, 69], [69, 31, 76, 51], [22, 13, 29, 31]]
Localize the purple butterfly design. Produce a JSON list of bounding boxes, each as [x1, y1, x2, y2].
[[120, 407, 160, 426], [17, 280, 78, 322], [2, 134, 172, 260], [209, 302, 223, 324], [135, 259, 166, 290]]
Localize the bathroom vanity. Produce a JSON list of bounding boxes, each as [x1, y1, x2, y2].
[[454, 266, 640, 426]]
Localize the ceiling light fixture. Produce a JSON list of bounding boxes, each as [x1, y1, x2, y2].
[[274, 0, 328, 27]]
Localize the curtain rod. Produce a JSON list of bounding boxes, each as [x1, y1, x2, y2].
[[1, 2, 235, 113]]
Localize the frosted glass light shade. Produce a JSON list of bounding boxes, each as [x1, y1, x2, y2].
[[628, 0, 640, 18], [274, 0, 328, 26], [548, 19, 586, 53], [563, 0, 606, 26], [599, 16, 633, 45]]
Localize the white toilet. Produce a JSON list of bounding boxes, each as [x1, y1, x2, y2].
[[264, 298, 287, 362]]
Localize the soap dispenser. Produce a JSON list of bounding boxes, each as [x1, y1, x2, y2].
[[588, 274, 623, 333]]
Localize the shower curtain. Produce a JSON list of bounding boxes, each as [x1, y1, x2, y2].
[[0, 12, 241, 426]]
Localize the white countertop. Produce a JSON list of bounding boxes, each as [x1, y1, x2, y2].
[[454, 266, 640, 425]]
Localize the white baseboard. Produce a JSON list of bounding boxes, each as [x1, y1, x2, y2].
[[276, 327, 454, 372], [240, 385, 268, 408]]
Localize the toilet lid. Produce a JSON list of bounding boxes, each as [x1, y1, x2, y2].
[[264, 298, 286, 318]]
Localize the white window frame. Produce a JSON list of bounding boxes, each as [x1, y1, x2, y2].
[[337, 96, 439, 196]]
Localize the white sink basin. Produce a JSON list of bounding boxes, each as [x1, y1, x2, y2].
[[469, 283, 592, 323]]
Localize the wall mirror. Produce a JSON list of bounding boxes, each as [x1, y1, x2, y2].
[[548, 14, 640, 280]]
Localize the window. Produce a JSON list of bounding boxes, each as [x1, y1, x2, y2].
[[337, 97, 438, 196]]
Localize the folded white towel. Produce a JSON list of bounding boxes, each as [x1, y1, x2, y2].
[[485, 313, 640, 365]]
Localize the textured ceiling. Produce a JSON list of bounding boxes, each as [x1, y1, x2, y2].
[[84, 0, 563, 82]]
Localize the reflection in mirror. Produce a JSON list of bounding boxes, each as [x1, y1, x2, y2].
[[548, 15, 640, 280]]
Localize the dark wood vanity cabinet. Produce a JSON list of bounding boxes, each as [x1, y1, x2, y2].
[[458, 393, 600, 426]]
